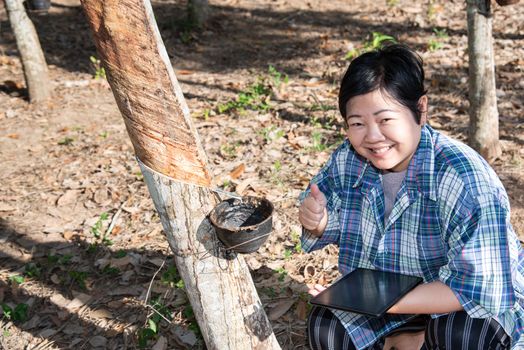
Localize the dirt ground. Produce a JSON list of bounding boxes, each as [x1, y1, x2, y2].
[[0, 0, 523, 349]]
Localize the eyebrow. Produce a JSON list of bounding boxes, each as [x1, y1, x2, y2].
[[346, 109, 398, 119]]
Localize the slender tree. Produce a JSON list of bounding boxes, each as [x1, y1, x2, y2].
[[466, 0, 501, 161], [4, 0, 51, 103], [79, 0, 281, 348]]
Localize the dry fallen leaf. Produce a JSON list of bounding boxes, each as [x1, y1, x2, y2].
[[90, 308, 113, 319], [0, 203, 16, 212], [295, 299, 309, 320], [236, 177, 259, 195], [66, 292, 92, 311], [176, 69, 194, 75], [3, 80, 24, 90], [50, 294, 70, 309], [268, 299, 295, 321], [152, 336, 167, 350], [89, 335, 108, 348], [57, 190, 82, 206], [229, 163, 246, 179]]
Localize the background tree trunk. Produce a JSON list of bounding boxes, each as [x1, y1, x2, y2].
[[79, 0, 281, 348], [187, 0, 209, 28], [466, 0, 502, 161], [4, 0, 51, 103]]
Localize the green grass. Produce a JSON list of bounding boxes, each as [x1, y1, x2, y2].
[[216, 66, 289, 115], [89, 56, 106, 80], [428, 28, 448, 52], [345, 32, 397, 60]]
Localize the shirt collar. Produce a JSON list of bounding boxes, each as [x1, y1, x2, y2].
[[351, 125, 437, 201]]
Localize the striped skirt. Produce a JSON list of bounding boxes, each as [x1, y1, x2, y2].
[[307, 306, 511, 350]]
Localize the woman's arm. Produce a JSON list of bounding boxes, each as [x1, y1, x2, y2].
[[387, 281, 463, 314]]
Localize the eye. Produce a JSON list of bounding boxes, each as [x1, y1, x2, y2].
[[380, 118, 393, 124], [348, 121, 363, 127]]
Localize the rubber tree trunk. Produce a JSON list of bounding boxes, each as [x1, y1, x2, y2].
[[466, 0, 501, 161], [187, 0, 209, 28], [79, 1, 281, 349], [4, 0, 51, 103]]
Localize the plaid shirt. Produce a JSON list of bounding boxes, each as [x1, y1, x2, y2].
[[301, 125, 524, 349]]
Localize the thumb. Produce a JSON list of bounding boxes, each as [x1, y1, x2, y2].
[[310, 184, 327, 206]]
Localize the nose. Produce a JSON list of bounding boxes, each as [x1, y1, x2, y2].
[[364, 123, 386, 143]]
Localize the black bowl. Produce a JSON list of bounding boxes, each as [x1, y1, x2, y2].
[[209, 196, 273, 253]]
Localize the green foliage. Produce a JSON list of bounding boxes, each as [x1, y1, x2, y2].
[[262, 286, 277, 298], [9, 275, 24, 285], [90, 212, 113, 246], [291, 230, 302, 253], [24, 263, 41, 278], [138, 327, 156, 348], [275, 267, 288, 282], [138, 296, 174, 348], [268, 65, 289, 89], [427, 1, 438, 21], [345, 32, 397, 60], [135, 171, 144, 181], [216, 65, 288, 115], [201, 108, 211, 120], [259, 126, 285, 143], [175, 279, 185, 289], [428, 28, 448, 52], [89, 56, 106, 80], [307, 103, 335, 112], [102, 266, 120, 276], [57, 137, 74, 146], [273, 160, 282, 172], [160, 265, 180, 288], [182, 305, 201, 336], [47, 254, 73, 266], [269, 159, 284, 186], [311, 131, 327, 152], [114, 250, 127, 259], [220, 142, 239, 159], [68, 271, 89, 290], [91, 212, 108, 239], [180, 30, 193, 44], [1, 303, 29, 323]]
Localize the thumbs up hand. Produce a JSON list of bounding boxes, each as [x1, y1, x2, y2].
[[299, 184, 328, 237]]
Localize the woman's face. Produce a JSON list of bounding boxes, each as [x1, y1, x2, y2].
[[345, 90, 427, 172]]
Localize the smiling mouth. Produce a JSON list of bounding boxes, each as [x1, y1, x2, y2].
[[369, 146, 393, 154]]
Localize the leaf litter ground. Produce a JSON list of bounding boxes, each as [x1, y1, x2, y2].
[[0, 0, 523, 349]]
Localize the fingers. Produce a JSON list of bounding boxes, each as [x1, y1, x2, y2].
[[299, 199, 325, 230], [310, 184, 327, 207], [298, 183, 328, 231], [308, 284, 327, 297]]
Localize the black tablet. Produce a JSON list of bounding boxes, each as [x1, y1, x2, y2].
[[310, 268, 423, 318]]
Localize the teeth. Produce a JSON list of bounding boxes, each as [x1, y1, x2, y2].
[[371, 146, 391, 154]]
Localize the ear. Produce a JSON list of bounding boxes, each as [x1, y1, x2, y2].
[[418, 95, 428, 125]]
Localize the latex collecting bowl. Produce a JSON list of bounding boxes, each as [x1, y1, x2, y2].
[[209, 196, 274, 253]]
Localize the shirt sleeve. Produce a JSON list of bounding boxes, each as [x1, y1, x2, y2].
[[439, 192, 516, 318], [299, 153, 343, 253]]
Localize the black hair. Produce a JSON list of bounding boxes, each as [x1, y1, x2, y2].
[[338, 44, 427, 124]]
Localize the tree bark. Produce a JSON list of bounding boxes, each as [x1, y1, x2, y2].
[[187, 0, 209, 28], [79, 1, 281, 349], [466, 0, 501, 161], [4, 0, 51, 103]]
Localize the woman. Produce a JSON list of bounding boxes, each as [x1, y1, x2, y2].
[[298, 44, 524, 350]]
